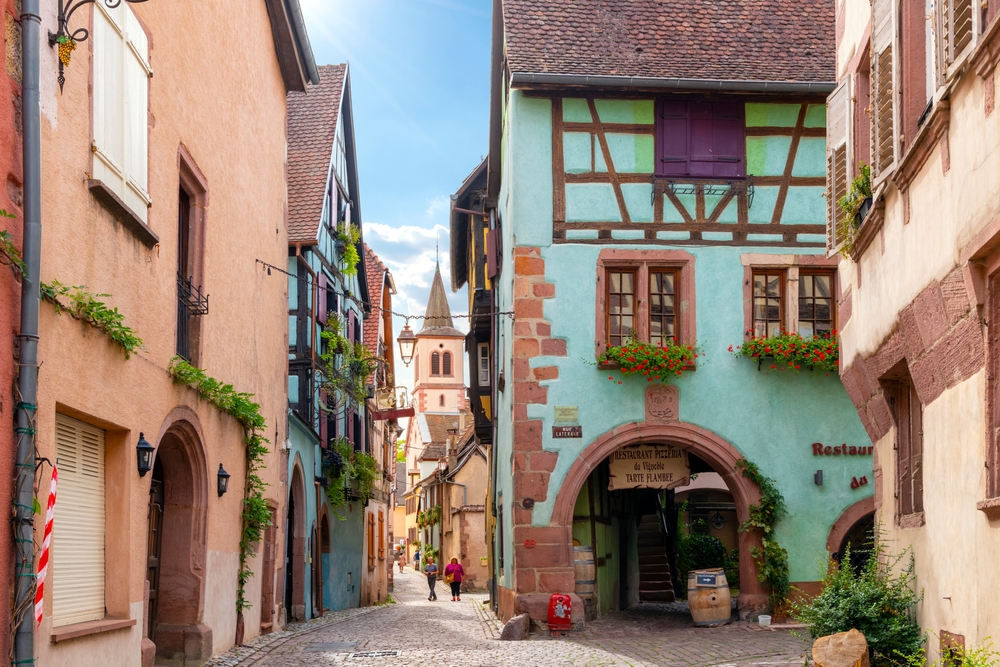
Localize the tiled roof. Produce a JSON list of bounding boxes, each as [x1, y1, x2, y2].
[[287, 64, 347, 243], [363, 244, 387, 357], [418, 264, 464, 338], [502, 0, 835, 84], [418, 411, 473, 460]]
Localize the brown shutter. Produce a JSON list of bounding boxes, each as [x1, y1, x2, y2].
[[871, 0, 897, 178], [826, 79, 851, 255], [910, 384, 924, 514]]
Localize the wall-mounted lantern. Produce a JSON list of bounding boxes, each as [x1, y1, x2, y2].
[[814, 470, 824, 486], [397, 325, 416, 367], [217, 464, 231, 497], [136, 432, 155, 477]]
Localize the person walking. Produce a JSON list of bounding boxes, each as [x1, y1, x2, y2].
[[444, 557, 465, 601], [397, 549, 406, 573], [413, 549, 420, 572], [424, 556, 439, 601]]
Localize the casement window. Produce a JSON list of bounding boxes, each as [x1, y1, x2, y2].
[[648, 270, 679, 346], [92, 1, 151, 221], [442, 352, 452, 377], [606, 269, 637, 347], [478, 343, 490, 386], [656, 100, 745, 178], [826, 79, 851, 254], [797, 272, 835, 337], [52, 414, 106, 627], [431, 352, 441, 376], [752, 270, 785, 337], [886, 372, 924, 518]]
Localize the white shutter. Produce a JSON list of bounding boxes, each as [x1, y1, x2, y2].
[[52, 415, 106, 627], [826, 78, 851, 255], [871, 0, 897, 178], [124, 7, 151, 220], [942, 0, 976, 77], [92, 3, 150, 221]]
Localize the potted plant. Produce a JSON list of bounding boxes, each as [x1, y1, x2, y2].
[[837, 163, 872, 257], [730, 331, 839, 373]]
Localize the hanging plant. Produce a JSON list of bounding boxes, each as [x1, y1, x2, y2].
[[337, 224, 362, 277], [324, 437, 380, 517], [836, 163, 872, 258], [56, 35, 77, 67], [599, 340, 700, 384], [730, 331, 838, 373], [319, 314, 379, 404]]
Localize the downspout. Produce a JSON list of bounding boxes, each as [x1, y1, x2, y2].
[[15, 0, 42, 662]]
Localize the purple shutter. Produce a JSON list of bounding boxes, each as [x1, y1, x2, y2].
[[658, 100, 689, 176], [688, 102, 716, 177], [348, 310, 356, 343], [318, 274, 327, 326], [711, 102, 745, 177], [319, 389, 328, 446]]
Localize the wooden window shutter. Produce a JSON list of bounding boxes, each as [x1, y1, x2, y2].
[[368, 514, 376, 569], [123, 6, 151, 220], [442, 352, 452, 376], [708, 102, 745, 178], [378, 511, 385, 559], [942, 0, 976, 74], [318, 274, 327, 325], [871, 0, 897, 178], [826, 79, 851, 255], [657, 101, 690, 176], [431, 352, 440, 376], [53, 415, 106, 627]]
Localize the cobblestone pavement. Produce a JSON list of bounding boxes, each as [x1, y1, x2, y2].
[[213, 568, 811, 667]]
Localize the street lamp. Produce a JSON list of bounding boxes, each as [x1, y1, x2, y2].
[[217, 464, 231, 497], [397, 325, 416, 367], [136, 432, 155, 477]]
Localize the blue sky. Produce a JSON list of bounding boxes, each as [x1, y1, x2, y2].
[[302, 0, 490, 389]]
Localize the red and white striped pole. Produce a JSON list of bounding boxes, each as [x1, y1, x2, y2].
[[35, 466, 57, 628]]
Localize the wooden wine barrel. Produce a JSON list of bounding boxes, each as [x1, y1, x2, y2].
[[687, 568, 731, 626], [573, 546, 596, 599]]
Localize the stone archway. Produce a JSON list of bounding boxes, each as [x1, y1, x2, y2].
[[148, 409, 212, 664], [523, 421, 768, 619], [284, 459, 307, 622]]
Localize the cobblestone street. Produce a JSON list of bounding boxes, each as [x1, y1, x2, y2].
[[209, 569, 811, 667]]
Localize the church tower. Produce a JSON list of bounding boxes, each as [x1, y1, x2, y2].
[[412, 263, 466, 413]]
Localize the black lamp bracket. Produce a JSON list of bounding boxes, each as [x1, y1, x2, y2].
[[47, 0, 150, 92]]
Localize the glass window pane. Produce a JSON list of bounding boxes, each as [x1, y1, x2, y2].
[[799, 275, 812, 297], [622, 273, 633, 292], [815, 275, 831, 298], [753, 275, 766, 297], [767, 275, 781, 297], [610, 272, 621, 292]]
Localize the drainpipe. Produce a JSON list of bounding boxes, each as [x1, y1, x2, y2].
[[15, 0, 42, 663]]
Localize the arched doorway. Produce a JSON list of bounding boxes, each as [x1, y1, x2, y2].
[[146, 417, 211, 662], [827, 497, 876, 573], [549, 421, 767, 618], [284, 463, 307, 622]]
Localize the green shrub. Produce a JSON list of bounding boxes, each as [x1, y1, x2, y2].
[[792, 542, 922, 667], [896, 639, 1000, 667], [724, 547, 740, 589]]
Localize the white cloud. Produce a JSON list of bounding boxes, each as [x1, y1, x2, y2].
[[424, 195, 451, 219], [363, 220, 469, 401]]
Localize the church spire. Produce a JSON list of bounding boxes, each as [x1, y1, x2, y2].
[[420, 262, 457, 333]]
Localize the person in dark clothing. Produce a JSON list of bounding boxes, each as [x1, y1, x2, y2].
[[424, 556, 439, 601]]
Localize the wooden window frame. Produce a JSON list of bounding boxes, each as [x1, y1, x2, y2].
[[797, 269, 837, 338], [604, 268, 638, 349], [655, 99, 747, 179], [648, 268, 681, 347], [442, 351, 453, 377], [751, 268, 786, 338], [595, 249, 696, 359], [430, 351, 441, 377], [884, 370, 925, 524], [741, 254, 840, 339]]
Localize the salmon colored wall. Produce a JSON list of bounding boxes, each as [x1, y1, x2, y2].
[[1, 0, 23, 660], [33, 0, 289, 663]]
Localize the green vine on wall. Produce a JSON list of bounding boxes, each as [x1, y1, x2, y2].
[[337, 225, 362, 277], [324, 437, 379, 517], [735, 458, 790, 608], [0, 209, 25, 278], [168, 358, 271, 613], [41, 280, 144, 358], [319, 313, 379, 404]]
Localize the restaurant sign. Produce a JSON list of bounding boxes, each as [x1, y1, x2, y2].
[[608, 444, 690, 491]]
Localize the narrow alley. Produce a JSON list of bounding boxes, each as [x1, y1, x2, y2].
[[207, 569, 810, 667]]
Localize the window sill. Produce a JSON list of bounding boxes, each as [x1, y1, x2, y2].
[[51, 617, 136, 643], [896, 512, 925, 529], [88, 179, 159, 248], [849, 193, 886, 261], [977, 497, 1000, 519]]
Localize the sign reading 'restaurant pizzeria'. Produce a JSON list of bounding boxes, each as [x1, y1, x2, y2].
[[608, 444, 690, 491]]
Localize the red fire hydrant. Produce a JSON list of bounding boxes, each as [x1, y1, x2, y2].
[[547, 593, 572, 634]]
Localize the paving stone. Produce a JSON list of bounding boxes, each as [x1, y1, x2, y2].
[[209, 567, 811, 667]]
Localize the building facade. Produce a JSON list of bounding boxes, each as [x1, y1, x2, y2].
[[475, 0, 875, 626], [31, 1, 316, 665], [830, 0, 1000, 651]]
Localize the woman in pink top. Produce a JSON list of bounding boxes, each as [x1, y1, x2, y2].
[[444, 557, 465, 601]]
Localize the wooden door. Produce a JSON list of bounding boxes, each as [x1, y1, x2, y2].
[[145, 459, 165, 639]]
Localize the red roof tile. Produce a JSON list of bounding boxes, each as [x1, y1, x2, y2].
[[363, 243, 388, 358], [287, 64, 347, 243], [502, 0, 835, 84]]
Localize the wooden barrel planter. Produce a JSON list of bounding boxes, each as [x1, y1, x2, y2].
[[573, 546, 596, 599], [687, 568, 731, 626]]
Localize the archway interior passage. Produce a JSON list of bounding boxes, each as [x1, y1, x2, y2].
[[569, 451, 742, 620]]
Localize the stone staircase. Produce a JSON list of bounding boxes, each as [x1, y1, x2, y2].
[[637, 514, 675, 603]]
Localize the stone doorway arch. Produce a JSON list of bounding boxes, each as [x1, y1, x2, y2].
[[284, 460, 307, 622], [542, 421, 768, 617], [147, 410, 212, 664]]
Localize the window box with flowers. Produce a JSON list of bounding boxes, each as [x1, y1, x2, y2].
[[731, 331, 839, 373], [600, 340, 701, 384]]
